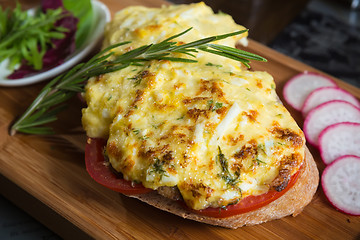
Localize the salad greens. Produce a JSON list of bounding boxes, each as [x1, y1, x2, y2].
[[63, 0, 94, 48], [0, 0, 93, 79], [0, 4, 66, 71]]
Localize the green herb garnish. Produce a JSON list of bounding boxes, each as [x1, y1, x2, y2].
[[132, 129, 140, 135], [149, 158, 169, 180], [208, 100, 223, 112], [205, 62, 222, 68], [132, 128, 148, 140], [217, 146, 241, 187], [128, 70, 147, 87], [10, 28, 266, 135], [255, 144, 267, 166], [176, 115, 185, 120], [213, 102, 223, 111], [256, 157, 266, 165]]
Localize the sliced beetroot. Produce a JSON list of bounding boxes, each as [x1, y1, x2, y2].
[[321, 155, 360, 216], [303, 100, 360, 147], [301, 86, 360, 116], [283, 72, 337, 111], [41, 0, 63, 9], [319, 122, 360, 165]]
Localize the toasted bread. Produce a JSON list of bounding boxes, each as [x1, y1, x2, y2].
[[129, 147, 318, 229]]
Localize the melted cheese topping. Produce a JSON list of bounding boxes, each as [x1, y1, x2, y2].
[[82, 3, 305, 210]]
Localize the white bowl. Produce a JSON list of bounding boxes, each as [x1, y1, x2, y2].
[[0, 0, 111, 87]]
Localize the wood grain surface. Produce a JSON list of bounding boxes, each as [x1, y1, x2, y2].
[[0, 0, 359, 239]]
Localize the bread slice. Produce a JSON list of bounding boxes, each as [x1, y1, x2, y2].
[[129, 147, 319, 228]]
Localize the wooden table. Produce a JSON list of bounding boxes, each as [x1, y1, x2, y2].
[[1, 0, 359, 239]]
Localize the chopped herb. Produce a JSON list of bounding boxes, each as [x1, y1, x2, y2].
[[151, 121, 164, 129], [257, 143, 265, 153], [150, 158, 169, 180], [256, 156, 266, 165], [214, 102, 223, 111], [221, 79, 230, 84], [225, 71, 234, 76], [132, 129, 140, 135], [132, 128, 148, 140], [153, 158, 165, 173], [219, 205, 227, 213], [216, 146, 241, 187], [217, 146, 228, 174], [246, 87, 251, 91], [107, 95, 112, 101], [254, 144, 267, 165], [208, 100, 223, 112], [219, 198, 241, 212], [206, 62, 222, 68], [128, 71, 144, 86], [177, 115, 185, 120], [140, 135, 149, 140], [222, 174, 241, 186]]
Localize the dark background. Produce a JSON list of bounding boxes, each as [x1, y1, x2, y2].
[[169, 0, 360, 87]]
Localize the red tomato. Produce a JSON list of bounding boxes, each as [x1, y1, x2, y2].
[[192, 168, 301, 218], [85, 137, 152, 194], [86, 137, 301, 217]]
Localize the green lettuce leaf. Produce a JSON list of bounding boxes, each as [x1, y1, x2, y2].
[[63, 0, 94, 48]]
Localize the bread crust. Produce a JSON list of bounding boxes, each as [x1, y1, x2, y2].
[[128, 147, 319, 228]]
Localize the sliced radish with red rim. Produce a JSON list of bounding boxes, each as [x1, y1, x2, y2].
[[319, 122, 360, 165], [321, 155, 360, 216], [283, 72, 337, 111], [303, 100, 360, 147], [301, 86, 360, 117]]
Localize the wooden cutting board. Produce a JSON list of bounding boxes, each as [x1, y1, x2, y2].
[[1, 0, 359, 239]]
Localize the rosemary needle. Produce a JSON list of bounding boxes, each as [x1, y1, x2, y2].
[[10, 28, 267, 135]]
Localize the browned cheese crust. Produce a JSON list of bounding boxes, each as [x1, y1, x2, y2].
[[128, 147, 319, 229]]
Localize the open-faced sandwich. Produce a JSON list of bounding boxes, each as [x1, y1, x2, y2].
[[82, 3, 319, 228]]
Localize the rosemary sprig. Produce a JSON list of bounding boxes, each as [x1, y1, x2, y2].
[[10, 28, 267, 135]]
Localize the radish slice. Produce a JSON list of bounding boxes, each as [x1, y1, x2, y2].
[[321, 155, 360, 216], [283, 72, 337, 111], [301, 86, 360, 116], [303, 100, 360, 147], [334, 155, 360, 163], [319, 122, 360, 164]]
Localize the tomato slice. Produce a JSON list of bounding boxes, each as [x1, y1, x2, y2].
[[192, 167, 302, 218], [86, 137, 301, 217], [85, 137, 152, 194]]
